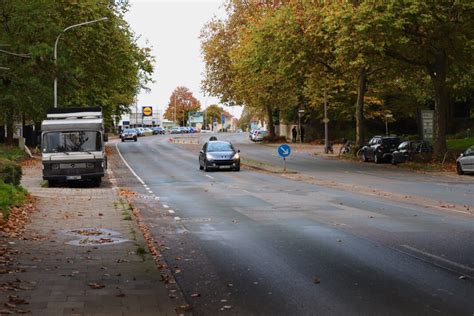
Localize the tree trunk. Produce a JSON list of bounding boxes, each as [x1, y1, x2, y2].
[[355, 66, 366, 147], [428, 57, 448, 158], [5, 107, 14, 145], [265, 103, 275, 137]]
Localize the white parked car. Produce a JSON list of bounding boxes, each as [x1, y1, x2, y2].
[[253, 130, 269, 142], [456, 145, 474, 175], [249, 129, 258, 141]]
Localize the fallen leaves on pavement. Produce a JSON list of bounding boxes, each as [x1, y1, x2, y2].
[[0, 197, 36, 238], [88, 283, 105, 289]]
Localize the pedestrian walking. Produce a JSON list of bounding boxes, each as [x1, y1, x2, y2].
[[292, 126, 297, 143], [300, 126, 305, 143]]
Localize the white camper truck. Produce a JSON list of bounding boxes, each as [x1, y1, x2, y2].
[[41, 107, 107, 186]]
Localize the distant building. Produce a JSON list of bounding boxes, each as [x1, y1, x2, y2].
[[118, 105, 162, 128]]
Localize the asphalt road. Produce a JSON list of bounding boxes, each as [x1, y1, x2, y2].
[[114, 134, 474, 316]]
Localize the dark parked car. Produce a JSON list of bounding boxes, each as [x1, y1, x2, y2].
[[391, 140, 432, 164], [361, 136, 401, 164], [121, 128, 138, 142], [151, 126, 165, 135], [456, 145, 474, 175], [199, 141, 240, 171]]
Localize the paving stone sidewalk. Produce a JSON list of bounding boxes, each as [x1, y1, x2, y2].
[[0, 161, 177, 316]]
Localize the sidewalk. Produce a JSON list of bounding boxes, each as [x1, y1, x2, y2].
[[0, 160, 178, 315]]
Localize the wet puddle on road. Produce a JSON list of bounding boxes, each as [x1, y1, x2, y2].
[[65, 228, 130, 246]]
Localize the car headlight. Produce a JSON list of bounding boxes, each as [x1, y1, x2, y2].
[[86, 162, 95, 168], [232, 153, 240, 160], [51, 163, 59, 170], [206, 153, 214, 160]]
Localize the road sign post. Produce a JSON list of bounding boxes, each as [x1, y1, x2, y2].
[[277, 144, 291, 171]]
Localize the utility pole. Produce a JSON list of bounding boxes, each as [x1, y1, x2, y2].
[[298, 109, 305, 143], [53, 17, 108, 108], [324, 89, 329, 153], [173, 94, 177, 127]]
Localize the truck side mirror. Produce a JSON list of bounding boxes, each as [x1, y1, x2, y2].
[[103, 133, 108, 142]]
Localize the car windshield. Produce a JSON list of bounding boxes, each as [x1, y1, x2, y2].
[[124, 129, 135, 133], [43, 131, 102, 153], [465, 145, 474, 155], [207, 142, 234, 152]]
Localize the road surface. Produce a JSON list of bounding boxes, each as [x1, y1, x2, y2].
[[111, 133, 474, 315]]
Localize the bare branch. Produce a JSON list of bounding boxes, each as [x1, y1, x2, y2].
[[0, 48, 31, 58]]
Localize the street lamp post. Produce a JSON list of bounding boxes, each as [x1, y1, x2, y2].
[[298, 109, 305, 143], [53, 17, 108, 108], [385, 114, 393, 136], [323, 89, 329, 153]]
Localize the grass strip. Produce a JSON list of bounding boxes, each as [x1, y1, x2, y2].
[[0, 144, 27, 161], [0, 181, 28, 220], [447, 137, 474, 151], [241, 157, 297, 174]]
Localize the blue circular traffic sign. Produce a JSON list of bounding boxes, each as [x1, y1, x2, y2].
[[278, 144, 291, 158]]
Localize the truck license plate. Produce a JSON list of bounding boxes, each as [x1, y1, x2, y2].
[[67, 176, 81, 180]]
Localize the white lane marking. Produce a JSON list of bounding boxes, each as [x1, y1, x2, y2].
[[115, 143, 145, 185], [147, 189, 153, 194], [174, 216, 181, 221], [163, 204, 169, 209], [401, 244, 473, 272], [206, 175, 214, 180], [168, 210, 175, 214], [154, 197, 160, 200]]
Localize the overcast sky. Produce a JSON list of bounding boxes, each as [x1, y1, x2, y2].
[[126, 0, 243, 118]]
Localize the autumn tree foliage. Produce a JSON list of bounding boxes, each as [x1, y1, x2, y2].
[[204, 104, 223, 128], [164, 86, 201, 126], [0, 0, 154, 143], [201, 0, 474, 156]]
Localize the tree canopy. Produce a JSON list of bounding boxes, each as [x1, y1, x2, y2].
[[163, 86, 201, 126], [200, 0, 474, 156], [0, 0, 154, 142]]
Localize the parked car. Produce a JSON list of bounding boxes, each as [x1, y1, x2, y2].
[[170, 127, 181, 134], [456, 145, 474, 175], [253, 130, 269, 142], [121, 128, 138, 142], [151, 126, 165, 135], [134, 127, 145, 136], [143, 128, 154, 136], [249, 129, 259, 141], [391, 140, 432, 164], [199, 140, 240, 171], [361, 136, 401, 163], [178, 127, 189, 133]]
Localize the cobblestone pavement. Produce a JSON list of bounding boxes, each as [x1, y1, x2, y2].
[[0, 158, 177, 316]]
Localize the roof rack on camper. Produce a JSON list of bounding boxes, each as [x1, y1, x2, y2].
[[46, 106, 102, 120]]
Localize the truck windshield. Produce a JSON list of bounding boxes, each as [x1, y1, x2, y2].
[[43, 131, 102, 153]]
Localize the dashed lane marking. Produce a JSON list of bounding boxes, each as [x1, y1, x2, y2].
[[163, 204, 169, 209], [205, 175, 214, 180], [168, 210, 175, 214]]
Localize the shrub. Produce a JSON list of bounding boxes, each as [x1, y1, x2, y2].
[[263, 135, 287, 143], [0, 181, 27, 220], [0, 158, 22, 186]]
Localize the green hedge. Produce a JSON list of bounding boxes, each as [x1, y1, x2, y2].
[[0, 158, 22, 186], [0, 144, 26, 161], [0, 181, 27, 220]]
